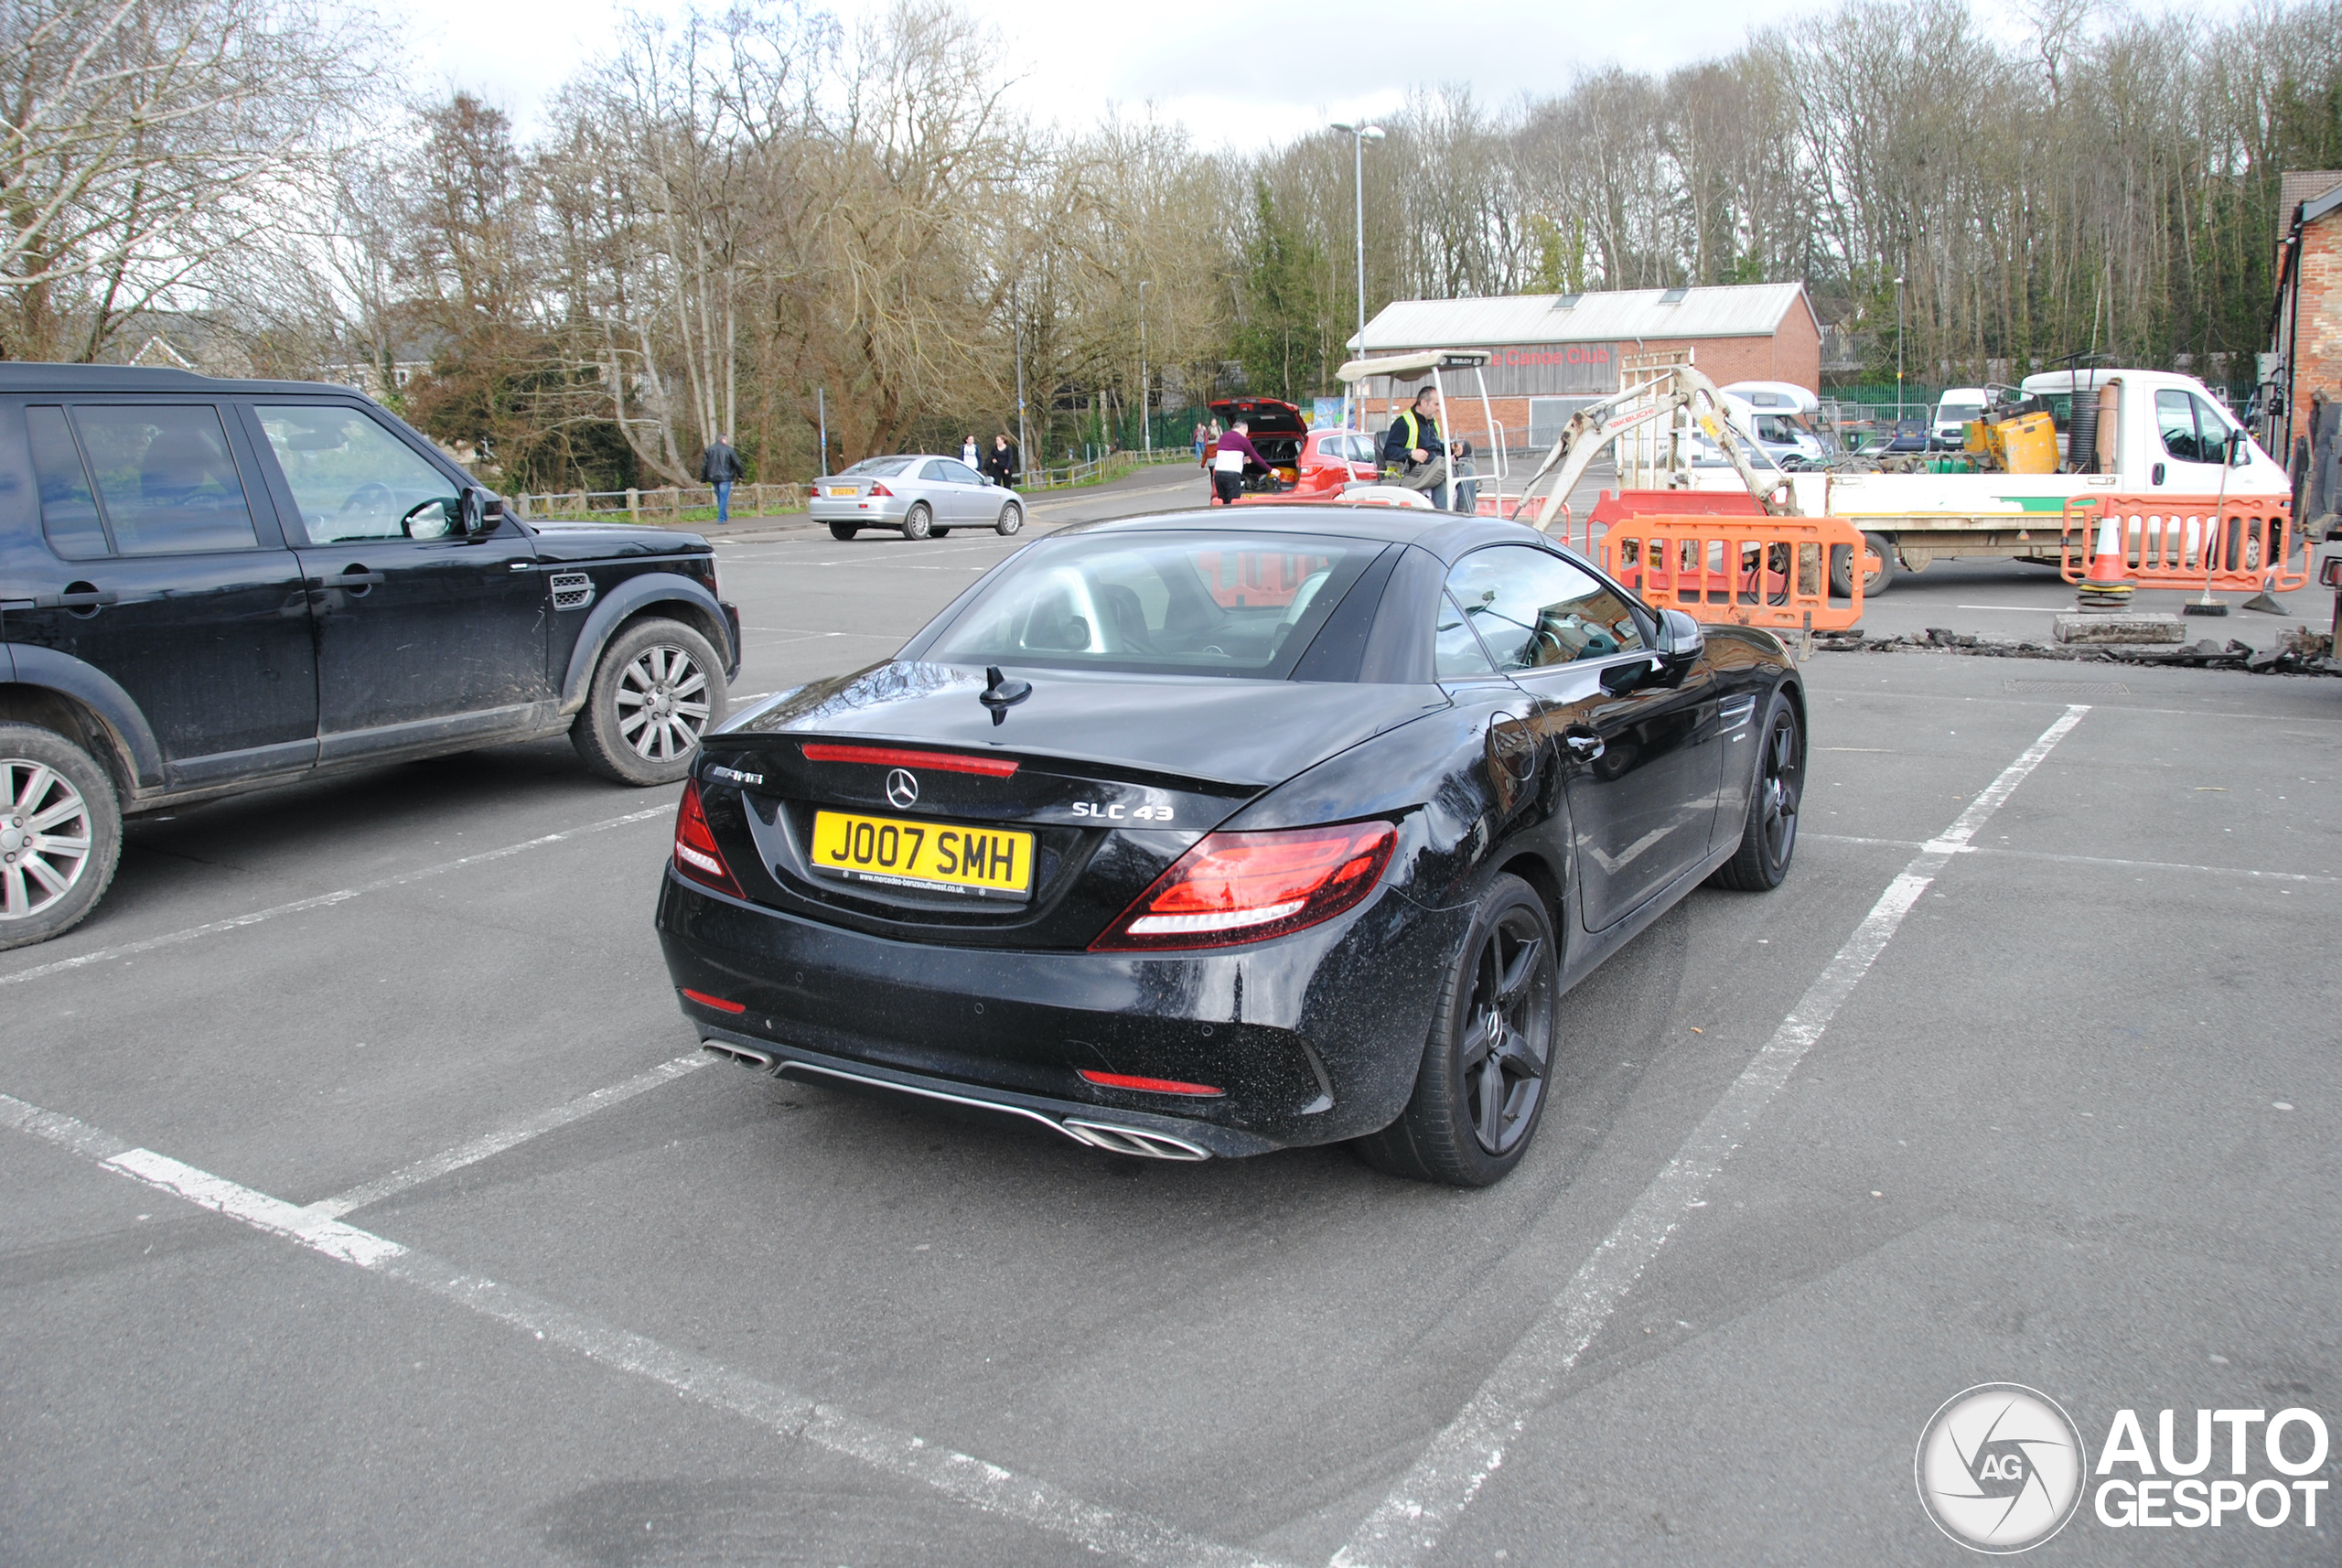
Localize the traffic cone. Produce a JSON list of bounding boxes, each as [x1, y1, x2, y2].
[[2076, 512, 2134, 610]]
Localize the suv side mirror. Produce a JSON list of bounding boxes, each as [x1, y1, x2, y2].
[[459, 488, 499, 536]]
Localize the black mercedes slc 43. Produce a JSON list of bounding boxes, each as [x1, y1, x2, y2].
[[657, 508, 1804, 1185]]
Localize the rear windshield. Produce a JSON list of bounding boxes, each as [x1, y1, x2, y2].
[[842, 456, 915, 477], [919, 531, 1379, 679]]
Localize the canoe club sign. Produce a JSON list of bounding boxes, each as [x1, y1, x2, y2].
[[1362, 343, 1618, 398]]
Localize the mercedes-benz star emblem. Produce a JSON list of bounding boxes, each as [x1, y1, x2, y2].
[[885, 768, 919, 809]]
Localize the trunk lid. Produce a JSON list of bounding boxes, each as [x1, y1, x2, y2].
[[692, 660, 1447, 948]]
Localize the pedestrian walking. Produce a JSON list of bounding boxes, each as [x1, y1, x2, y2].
[[1192, 422, 1207, 460], [982, 431, 1019, 489], [699, 433, 744, 524], [961, 434, 979, 467]]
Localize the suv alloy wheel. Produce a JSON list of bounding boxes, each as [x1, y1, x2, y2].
[[573, 618, 730, 786], [0, 724, 123, 950]]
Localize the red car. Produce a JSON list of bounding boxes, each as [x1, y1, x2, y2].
[[1201, 398, 1382, 495]]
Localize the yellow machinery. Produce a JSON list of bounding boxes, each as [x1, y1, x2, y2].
[[1963, 409, 2059, 474]]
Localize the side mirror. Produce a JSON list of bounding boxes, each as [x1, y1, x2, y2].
[[1659, 607, 1704, 660], [458, 488, 499, 536]]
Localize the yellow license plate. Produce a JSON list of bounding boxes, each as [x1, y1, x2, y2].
[[826, 485, 857, 497], [809, 811, 1033, 899]]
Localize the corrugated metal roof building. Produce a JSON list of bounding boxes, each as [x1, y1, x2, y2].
[[1346, 284, 1822, 452]]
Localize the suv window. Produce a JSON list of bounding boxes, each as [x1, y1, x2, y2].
[[70, 404, 261, 554], [256, 404, 458, 543], [1445, 546, 1647, 671], [26, 406, 108, 559]]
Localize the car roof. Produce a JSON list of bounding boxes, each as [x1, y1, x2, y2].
[[1058, 505, 1555, 564], [0, 362, 381, 398]]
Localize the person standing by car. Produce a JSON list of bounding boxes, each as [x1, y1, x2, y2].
[[1210, 419, 1273, 505], [1383, 389, 1449, 510], [983, 431, 1019, 489], [1449, 435, 1477, 514], [699, 434, 744, 524], [962, 434, 979, 467]]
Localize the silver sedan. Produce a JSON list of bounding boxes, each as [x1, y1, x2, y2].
[[810, 455, 1026, 542]]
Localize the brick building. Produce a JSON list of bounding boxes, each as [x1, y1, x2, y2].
[[2272, 171, 2342, 525], [1345, 284, 1821, 455]]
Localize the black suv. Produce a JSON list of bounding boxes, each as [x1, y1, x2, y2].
[[0, 365, 740, 949]]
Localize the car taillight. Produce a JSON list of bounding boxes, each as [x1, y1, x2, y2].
[[1090, 820, 1396, 951], [869, 480, 893, 499], [673, 779, 743, 897]]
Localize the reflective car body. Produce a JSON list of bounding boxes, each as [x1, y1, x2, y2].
[[809, 454, 1019, 538], [657, 507, 1801, 1166], [1291, 428, 1383, 495]]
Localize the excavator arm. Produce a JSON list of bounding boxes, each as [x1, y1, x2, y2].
[[1510, 360, 1790, 532]]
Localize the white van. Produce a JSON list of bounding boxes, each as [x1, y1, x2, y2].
[[1718, 381, 1831, 467], [1930, 387, 1991, 451]]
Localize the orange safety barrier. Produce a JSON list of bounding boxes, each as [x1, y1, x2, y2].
[[1588, 514, 1867, 633], [2060, 494, 2304, 592]]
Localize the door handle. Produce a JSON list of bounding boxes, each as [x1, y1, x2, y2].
[[2152, 461, 2165, 485], [309, 570, 386, 588], [36, 589, 118, 609], [1563, 731, 1606, 761]]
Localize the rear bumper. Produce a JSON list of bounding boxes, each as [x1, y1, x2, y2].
[[809, 495, 908, 525], [654, 866, 1467, 1154]]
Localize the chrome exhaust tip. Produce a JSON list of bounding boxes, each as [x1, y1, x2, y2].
[[1060, 1118, 1211, 1162], [703, 1040, 776, 1069]]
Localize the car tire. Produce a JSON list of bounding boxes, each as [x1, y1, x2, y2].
[[1352, 872, 1556, 1187], [1829, 532, 1896, 597], [828, 522, 858, 542], [0, 723, 122, 951], [571, 618, 730, 786], [996, 503, 1023, 536], [902, 503, 932, 542], [1710, 688, 1804, 891]]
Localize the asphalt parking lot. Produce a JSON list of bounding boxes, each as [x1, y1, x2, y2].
[[5, 465, 2337, 1565]]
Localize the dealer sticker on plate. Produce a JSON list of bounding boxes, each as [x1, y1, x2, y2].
[[809, 811, 1033, 899]]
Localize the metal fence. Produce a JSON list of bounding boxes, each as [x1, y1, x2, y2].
[[510, 483, 809, 524]]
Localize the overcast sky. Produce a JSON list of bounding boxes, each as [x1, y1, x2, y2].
[[382, 0, 2228, 148], [383, 0, 1845, 146]]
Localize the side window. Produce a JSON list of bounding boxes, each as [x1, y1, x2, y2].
[[1434, 590, 1495, 677], [921, 459, 953, 483], [1445, 546, 1648, 672], [2190, 394, 2236, 464], [942, 458, 985, 485], [26, 406, 109, 559], [2156, 390, 2205, 463], [70, 404, 261, 554], [256, 404, 458, 544]]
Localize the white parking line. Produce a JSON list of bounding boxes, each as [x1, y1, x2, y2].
[[302, 1051, 714, 1219], [1808, 832, 2340, 885], [1332, 705, 2092, 1568], [0, 804, 674, 990], [0, 1091, 1287, 1568]]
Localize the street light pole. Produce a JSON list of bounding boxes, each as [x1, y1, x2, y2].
[[1138, 279, 1149, 458], [1330, 121, 1384, 428], [1895, 273, 1906, 425]]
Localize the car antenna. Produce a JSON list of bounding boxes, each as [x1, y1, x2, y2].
[[979, 665, 1030, 725]]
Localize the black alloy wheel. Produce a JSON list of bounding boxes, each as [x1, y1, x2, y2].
[[828, 521, 858, 541], [1354, 873, 1557, 1187], [1711, 690, 1803, 891], [902, 502, 933, 541]]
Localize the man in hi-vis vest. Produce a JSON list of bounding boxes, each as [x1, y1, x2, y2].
[[1381, 387, 1450, 509]]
